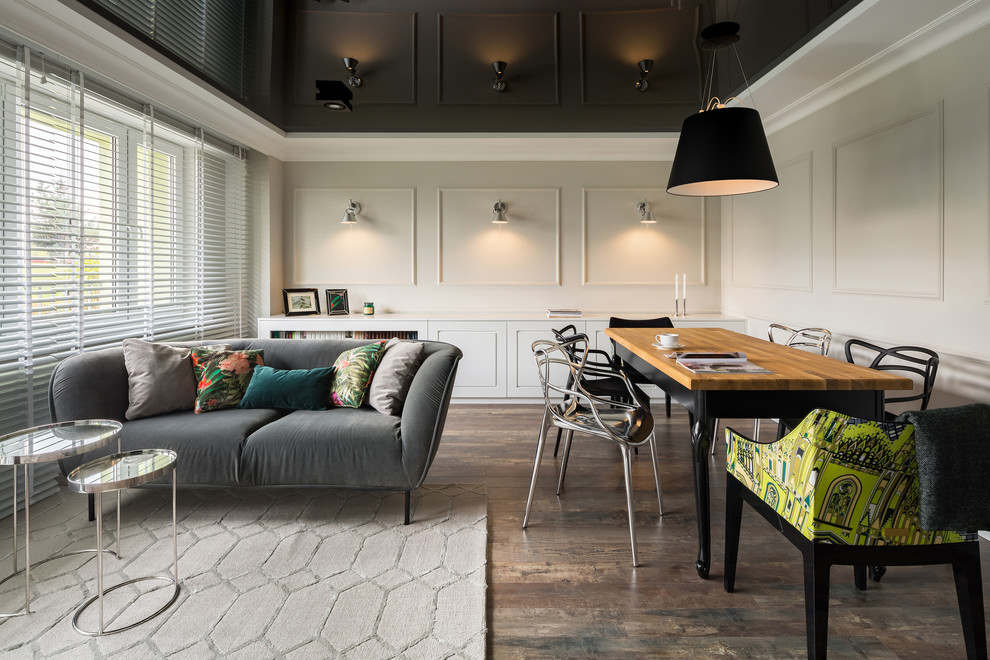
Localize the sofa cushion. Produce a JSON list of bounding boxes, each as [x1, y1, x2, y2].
[[367, 338, 425, 416], [238, 365, 334, 411], [331, 341, 387, 408], [241, 408, 407, 487], [192, 348, 265, 413], [62, 407, 288, 485], [122, 339, 198, 420]]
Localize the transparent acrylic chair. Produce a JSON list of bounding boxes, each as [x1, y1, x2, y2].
[[522, 334, 664, 567]]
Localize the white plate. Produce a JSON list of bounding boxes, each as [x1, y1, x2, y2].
[[652, 342, 685, 350]]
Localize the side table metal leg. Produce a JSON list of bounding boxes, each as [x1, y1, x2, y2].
[[172, 469, 178, 585], [24, 465, 31, 614], [96, 491, 103, 635]]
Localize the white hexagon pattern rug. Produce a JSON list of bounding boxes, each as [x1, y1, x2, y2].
[[0, 484, 487, 658]]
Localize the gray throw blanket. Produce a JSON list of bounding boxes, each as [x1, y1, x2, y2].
[[898, 403, 990, 532]]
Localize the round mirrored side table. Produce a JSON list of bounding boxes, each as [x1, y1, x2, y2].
[[0, 420, 122, 618], [67, 449, 179, 636]]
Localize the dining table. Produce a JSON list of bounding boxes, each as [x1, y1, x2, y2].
[[605, 326, 914, 579]]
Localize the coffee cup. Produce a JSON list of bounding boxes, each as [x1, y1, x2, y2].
[[657, 333, 679, 348]]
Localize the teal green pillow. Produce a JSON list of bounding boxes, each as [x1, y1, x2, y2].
[[238, 365, 334, 410]]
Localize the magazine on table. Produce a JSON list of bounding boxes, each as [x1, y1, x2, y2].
[[677, 360, 772, 374], [673, 351, 747, 364]]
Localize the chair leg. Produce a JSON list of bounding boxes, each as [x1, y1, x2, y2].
[[522, 408, 551, 529], [553, 427, 562, 457], [665, 394, 671, 418], [854, 565, 867, 591], [556, 429, 574, 496], [753, 418, 761, 442], [723, 475, 744, 593], [619, 444, 639, 567], [803, 549, 831, 660], [648, 433, 664, 516], [710, 418, 720, 455], [952, 553, 988, 660]]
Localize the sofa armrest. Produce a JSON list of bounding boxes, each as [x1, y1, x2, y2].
[[399, 342, 462, 488]]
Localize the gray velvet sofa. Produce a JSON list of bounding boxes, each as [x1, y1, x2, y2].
[[48, 338, 462, 523]]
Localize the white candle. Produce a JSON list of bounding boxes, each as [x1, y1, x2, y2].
[[682, 273, 687, 301]]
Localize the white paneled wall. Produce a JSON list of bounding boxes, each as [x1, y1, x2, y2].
[[722, 21, 990, 407], [282, 162, 722, 315]]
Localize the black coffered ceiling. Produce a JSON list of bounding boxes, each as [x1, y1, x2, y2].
[[73, 0, 861, 133]]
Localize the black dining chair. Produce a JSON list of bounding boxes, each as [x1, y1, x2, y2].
[[608, 316, 675, 419], [844, 339, 940, 418], [844, 338, 940, 583], [550, 325, 650, 456]]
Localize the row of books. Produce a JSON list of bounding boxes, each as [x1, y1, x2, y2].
[[270, 330, 419, 340]]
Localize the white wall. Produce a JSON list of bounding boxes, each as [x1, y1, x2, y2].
[[280, 161, 721, 316], [722, 21, 990, 406]]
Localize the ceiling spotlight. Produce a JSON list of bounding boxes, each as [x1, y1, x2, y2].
[[315, 80, 353, 111], [637, 200, 657, 223], [491, 199, 508, 224], [341, 199, 361, 224], [635, 59, 653, 92], [491, 61, 507, 93], [342, 57, 362, 87]]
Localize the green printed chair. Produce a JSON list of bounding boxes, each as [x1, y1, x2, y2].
[[724, 408, 986, 660]]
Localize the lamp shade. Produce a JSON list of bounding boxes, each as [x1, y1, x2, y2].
[[666, 106, 778, 196]]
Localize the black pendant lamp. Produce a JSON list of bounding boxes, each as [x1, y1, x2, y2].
[[667, 22, 778, 197]]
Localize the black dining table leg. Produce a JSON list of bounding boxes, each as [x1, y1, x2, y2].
[[691, 400, 712, 579]]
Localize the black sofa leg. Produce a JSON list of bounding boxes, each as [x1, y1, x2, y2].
[[803, 549, 831, 660], [404, 491, 411, 525], [88, 493, 95, 522], [952, 553, 988, 660], [724, 475, 744, 593]]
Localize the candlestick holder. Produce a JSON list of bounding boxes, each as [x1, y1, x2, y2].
[[674, 299, 680, 318]]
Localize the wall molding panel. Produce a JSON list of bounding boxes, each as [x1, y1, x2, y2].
[[438, 13, 559, 106], [292, 11, 417, 107], [292, 188, 416, 286], [729, 153, 814, 292], [437, 188, 560, 285], [582, 187, 705, 286], [832, 103, 943, 299]]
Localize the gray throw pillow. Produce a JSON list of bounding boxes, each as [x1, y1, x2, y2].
[[122, 339, 198, 420], [367, 338, 425, 416]]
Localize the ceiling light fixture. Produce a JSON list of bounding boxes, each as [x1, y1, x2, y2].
[[341, 199, 360, 224], [491, 61, 507, 93], [637, 200, 657, 224], [666, 21, 778, 197], [491, 199, 508, 224], [315, 80, 353, 111], [635, 59, 653, 92], [342, 57, 362, 87]]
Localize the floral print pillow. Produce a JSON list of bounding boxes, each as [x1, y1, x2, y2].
[[331, 341, 387, 408], [191, 348, 265, 413]]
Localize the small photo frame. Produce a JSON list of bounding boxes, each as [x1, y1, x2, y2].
[[283, 288, 321, 316], [325, 288, 349, 315]]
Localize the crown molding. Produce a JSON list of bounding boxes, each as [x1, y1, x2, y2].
[[755, 0, 990, 135]]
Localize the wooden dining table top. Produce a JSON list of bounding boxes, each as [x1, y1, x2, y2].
[[606, 327, 915, 392]]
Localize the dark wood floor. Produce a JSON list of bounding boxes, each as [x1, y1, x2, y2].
[[427, 403, 989, 659]]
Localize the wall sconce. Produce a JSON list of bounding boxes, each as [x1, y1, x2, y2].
[[492, 61, 507, 93], [315, 80, 353, 111], [635, 59, 653, 92], [637, 200, 657, 223], [341, 199, 361, 224], [491, 200, 508, 224], [342, 57, 362, 87]]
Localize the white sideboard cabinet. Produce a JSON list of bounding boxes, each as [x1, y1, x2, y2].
[[257, 313, 745, 401]]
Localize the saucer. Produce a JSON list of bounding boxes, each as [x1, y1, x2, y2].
[[652, 342, 685, 350]]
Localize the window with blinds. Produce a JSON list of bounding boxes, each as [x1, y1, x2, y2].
[[0, 43, 250, 515]]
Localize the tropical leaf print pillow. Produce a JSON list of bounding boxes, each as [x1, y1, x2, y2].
[[331, 341, 387, 408], [191, 348, 265, 413]]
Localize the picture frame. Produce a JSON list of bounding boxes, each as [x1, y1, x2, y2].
[[282, 288, 321, 316], [325, 288, 349, 315]]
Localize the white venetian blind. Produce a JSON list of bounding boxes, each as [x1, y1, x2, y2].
[[0, 42, 250, 516]]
